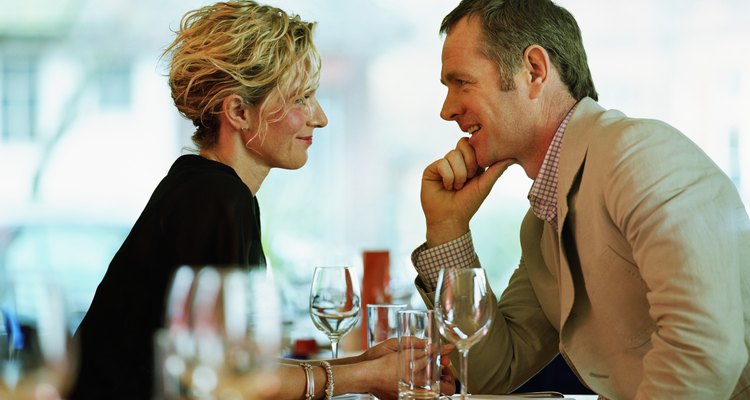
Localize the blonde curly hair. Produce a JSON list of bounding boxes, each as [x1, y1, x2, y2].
[[162, 1, 321, 149]]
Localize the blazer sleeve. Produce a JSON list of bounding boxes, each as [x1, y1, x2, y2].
[[601, 120, 749, 399]]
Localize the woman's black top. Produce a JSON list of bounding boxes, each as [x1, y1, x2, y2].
[[70, 154, 266, 399]]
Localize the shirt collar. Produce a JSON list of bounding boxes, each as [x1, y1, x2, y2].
[[528, 103, 578, 229]]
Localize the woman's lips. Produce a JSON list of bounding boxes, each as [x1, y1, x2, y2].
[[298, 136, 312, 145]]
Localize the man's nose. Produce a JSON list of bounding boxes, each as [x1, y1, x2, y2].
[[440, 93, 460, 121]]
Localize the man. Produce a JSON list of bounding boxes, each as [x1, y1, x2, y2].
[[412, 0, 750, 398]]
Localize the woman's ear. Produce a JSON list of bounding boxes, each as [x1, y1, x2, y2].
[[221, 94, 251, 132], [521, 45, 551, 99]]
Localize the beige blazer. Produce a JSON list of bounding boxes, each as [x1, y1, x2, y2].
[[420, 98, 750, 399]]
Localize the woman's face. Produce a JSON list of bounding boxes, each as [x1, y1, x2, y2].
[[246, 91, 328, 170]]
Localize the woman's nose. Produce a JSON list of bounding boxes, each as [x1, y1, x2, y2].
[[309, 97, 328, 128]]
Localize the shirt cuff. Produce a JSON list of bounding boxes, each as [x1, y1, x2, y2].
[[410, 231, 479, 292]]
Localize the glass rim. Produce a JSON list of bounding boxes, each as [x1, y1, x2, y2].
[[397, 309, 431, 316], [366, 303, 407, 308]]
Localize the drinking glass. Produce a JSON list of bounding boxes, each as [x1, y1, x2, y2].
[[397, 310, 440, 400], [154, 265, 282, 400], [366, 304, 406, 349], [0, 278, 76, 400], [309, 266, 361, 359], [434, 268, 494, 399]]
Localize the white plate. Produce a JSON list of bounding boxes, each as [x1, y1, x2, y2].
[[448, 396, 567, 399]]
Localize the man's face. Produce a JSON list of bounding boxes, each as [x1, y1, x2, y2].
[[440, 17, 535, 170]]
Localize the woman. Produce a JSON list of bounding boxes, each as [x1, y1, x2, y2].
[[70, 2, 453, 399]]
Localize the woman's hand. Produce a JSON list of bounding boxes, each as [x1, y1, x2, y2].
[[439, 361, 457, 397], [363, 339, 458, 399], [363, 350, 401, 399], [438, 343, 457, 397], [360, 337, 399, 362], [355, 338, 401, 399]]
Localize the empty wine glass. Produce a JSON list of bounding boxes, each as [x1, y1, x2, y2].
[[434, 268, 494, 399], [0, 278, 76, 400], [154, 265, 282, 400], [309, 266, 361, 359]]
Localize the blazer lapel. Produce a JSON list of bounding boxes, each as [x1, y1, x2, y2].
[[556, 98, 603, 330]]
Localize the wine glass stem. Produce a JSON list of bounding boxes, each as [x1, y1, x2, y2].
[[460, 348, 469, 399], [330, 338, 340, 359]]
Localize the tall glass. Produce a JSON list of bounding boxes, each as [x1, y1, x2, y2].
[[309, 266, 361, 359], [397, 310, 440, 400], [155, 265, 282, 400], [434, 268, 494, 399], [0, 279, 76, 400], [366, 304, 406, 349]]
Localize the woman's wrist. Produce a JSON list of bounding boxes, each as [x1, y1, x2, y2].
[[327, 361, 369, 396], [325, 352, 364, 365]]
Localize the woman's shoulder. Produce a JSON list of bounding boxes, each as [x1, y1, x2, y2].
[[145, 155, 255, 218], [168, 154, 251, 195]]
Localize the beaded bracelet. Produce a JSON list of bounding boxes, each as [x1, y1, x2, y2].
[[300, 362, 314, 400], [319, 360, 334, 400]]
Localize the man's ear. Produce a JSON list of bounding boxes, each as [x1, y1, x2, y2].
[[521, 45, 551, 99], [221, 94, 251, 132]]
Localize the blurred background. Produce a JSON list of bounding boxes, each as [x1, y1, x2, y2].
[[1, 0, 749, 348]]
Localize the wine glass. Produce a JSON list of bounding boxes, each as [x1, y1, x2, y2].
[[155, 265, 282, 400], [434, 268, 494, 399], [309, 266, 361, 359], [0, 278, 77, 400]]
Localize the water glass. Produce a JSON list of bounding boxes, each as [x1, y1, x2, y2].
[[366, 304, 406, 348], [397, 310, 440, 400], [0, 279, 76, 400]]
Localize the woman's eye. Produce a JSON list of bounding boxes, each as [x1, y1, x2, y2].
[[295, 95, 311, 105]]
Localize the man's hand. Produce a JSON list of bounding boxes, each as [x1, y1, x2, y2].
[[421, 137, 513, 247]]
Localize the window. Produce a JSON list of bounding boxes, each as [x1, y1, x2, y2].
[[97, 61, 132, 109], [1, 55, 37, 141]]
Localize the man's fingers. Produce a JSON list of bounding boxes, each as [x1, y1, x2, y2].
[[425, 147, 512, 195], [424, 158, 455, 191], [455, 137, 478, 178], [444, 149, 468, 190], [425, 152, 469, 191]]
